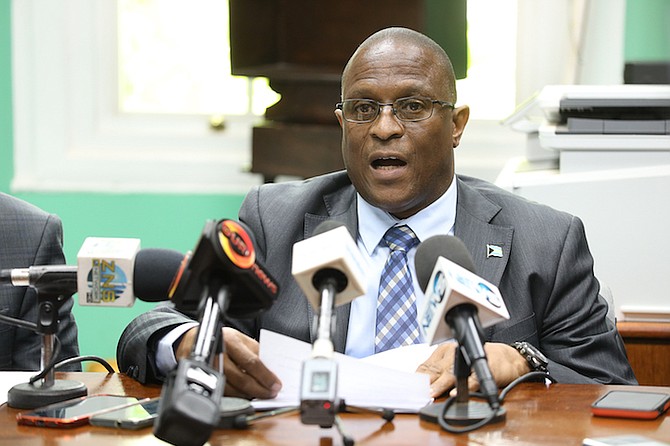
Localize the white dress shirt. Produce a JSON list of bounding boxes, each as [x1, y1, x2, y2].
[[345, 181, 457, 358]]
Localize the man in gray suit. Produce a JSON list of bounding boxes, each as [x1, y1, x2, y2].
[[117, 27, 636, 399], [0, 193, 80, 370]]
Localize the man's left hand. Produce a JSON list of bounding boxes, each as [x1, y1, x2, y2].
[[416, 342, 531, 398]]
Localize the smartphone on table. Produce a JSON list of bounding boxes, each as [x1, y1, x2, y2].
[[89, 397, 160, 429], [16, 394, 141, 428], [591, 390, 670, 420]]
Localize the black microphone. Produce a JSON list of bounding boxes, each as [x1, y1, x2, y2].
[[132, 248, 188, 302], [153, 219, 280, 446], [414, 235, 505, 411], [166, 219, 279, 318], [1, 242, 184, 411]]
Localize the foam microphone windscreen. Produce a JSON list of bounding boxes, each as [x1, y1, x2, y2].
[[133, 248, 186, 302], [414, 235, 476, 292]]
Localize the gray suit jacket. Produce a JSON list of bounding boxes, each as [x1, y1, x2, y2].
[[0, 193, 80, 371], [117, 172, 636, 385]]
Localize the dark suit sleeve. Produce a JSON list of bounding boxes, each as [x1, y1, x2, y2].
[[533, 216, 636, 384], [116, 304, 195, 383]]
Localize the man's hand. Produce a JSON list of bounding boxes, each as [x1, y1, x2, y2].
[[416, 342, 531, 398], [174, 326, 282, 400]]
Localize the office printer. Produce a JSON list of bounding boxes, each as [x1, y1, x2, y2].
[[558, 96, 670, 135], [497, 84, 670, 322], [537, 85, 670, 158]]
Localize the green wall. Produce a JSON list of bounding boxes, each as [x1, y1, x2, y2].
[[624, 0, 670, 61], [0, 0, 246, 365]]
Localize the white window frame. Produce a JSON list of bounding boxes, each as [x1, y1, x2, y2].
[[11, 0, 262, 194]]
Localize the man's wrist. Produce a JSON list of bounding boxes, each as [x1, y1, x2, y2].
[[511, 341, 549, 373], [156, 322, 198, 375]]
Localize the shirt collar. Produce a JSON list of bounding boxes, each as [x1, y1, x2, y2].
[[357, 179, 458, 255]]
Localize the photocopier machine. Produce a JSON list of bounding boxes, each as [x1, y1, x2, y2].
[[497, 84, 670, 322]]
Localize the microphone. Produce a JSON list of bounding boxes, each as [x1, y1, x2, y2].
[[292, 220, 367, 357], [291, 220, 367, 431], [0, 219, 280, 318], [415, 235, 509, 345], [291, 220, 367, 314], [1, 237, 177, 411], [0, 238, 186, 306], [166, 219, 279, 318], [414, 235, 510, 413], [153, 219, 280, 446], [132, 248, 188, 302]]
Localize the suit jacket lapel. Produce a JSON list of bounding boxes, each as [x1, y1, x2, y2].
[[303, 185, 358, 352], [454, 177, 513, 288]]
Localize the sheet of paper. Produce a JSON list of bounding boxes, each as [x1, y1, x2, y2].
[[358, 342, 440, 373], [254, 330, 433, 413], [0, 372, 35, 405]]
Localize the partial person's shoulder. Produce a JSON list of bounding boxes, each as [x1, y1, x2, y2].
[[0, 192, 54, 222]]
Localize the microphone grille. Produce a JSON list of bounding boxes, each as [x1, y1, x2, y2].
[[414, 235, 475, 291]]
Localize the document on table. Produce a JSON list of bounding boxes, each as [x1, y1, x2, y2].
[[253, 329, 436, 413], [0, 372, 35, 405]]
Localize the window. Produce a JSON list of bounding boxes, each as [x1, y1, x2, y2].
[[12, 0, 525, 193], [457, 0, 517, 120], [117, 0, 278, 116], [12, 0, 267, 194]]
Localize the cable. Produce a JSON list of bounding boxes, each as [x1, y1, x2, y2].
[[27, 338, 116, 384], [55, 355, 116, 373], [0, 313, 38, 331], [28, 336, 62, 384], [435, 371, 556, 434], [436, 392, 503, 434], [499, 371, 556, 402]]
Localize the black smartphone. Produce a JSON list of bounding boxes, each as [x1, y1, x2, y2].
[[89, 397, 160, 429], [591, 390, 670, 420], [16, 394, 140, 428]]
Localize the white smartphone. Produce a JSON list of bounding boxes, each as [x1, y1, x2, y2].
[[89, 397, 160, 430]]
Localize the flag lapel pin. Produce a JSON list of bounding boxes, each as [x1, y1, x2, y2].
[[487, 244, 503, 258]]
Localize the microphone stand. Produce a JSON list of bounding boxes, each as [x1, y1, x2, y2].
[[230, 278, 394, 444], [298, 278, 394, 446], [7, 290, 87, 409], [419, 348, 506, 429], [153, 283, 228, 446]]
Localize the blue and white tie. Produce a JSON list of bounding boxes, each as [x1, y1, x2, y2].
[[375, 225, 421, 353]]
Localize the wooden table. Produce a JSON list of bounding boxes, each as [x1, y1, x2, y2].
[[2, 373, 669, 446]]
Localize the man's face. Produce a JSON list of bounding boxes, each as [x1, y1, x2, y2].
[[335, 40, 468, 219]]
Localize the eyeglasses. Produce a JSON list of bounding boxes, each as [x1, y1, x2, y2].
[[336, 96, 454, 123]]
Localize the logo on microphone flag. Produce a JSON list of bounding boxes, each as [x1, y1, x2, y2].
[[86, 259, 129, 303]]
